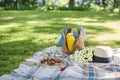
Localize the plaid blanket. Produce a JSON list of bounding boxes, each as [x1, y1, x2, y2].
[[0, 46, 120, 80], [56, 62, 120, 80]]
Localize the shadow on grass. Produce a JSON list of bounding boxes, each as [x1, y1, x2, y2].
[[84, 40, 100, 48], [0, 37, 58, 55], [0, 39, 37, 56], [32, 22, 114, 35], [84, 25, 114, 34], [115, 40, 120, 44], [0, 37, 58, 76], [109, 40, 120, 48], [32, 26, 65, 34]]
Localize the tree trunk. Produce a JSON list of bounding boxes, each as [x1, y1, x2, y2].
[[69, 0, 75, 8], [17, 0, 20, 10], [43, 0, 46, 6], [114, 0, 118, 8], [102, 0, 107, 8]]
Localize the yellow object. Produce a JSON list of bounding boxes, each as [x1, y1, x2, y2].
[[71, 30, 74, 33], [66, 33, 76, 52]]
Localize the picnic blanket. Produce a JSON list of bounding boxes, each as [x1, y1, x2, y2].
[[0, 46, 120, 80]]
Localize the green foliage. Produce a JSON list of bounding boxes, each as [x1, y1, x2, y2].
[[0, 0, 37, 10], [59, 6, 89, 11], [0, 0, 92, 11], [105, 0, 114, 12], [93, 0, 120, 12]]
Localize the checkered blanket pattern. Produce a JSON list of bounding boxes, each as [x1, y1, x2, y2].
[[0, 46, 120, 80], [57, 62, 120, 80]]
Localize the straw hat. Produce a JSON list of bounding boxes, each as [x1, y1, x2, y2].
[[93, 46, 113, 63]]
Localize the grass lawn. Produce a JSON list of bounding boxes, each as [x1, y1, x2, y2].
[[0, 10, 120, 76]]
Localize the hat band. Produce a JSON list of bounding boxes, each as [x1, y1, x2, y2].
[[93, 55, 113, 63]]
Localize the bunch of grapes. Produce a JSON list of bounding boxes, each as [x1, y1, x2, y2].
[[40, 51, 62, 65], [40, 51, 67, 71], [40, 58, 63, 66]]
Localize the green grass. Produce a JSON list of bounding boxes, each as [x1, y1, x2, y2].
[[0, 10, 120, 76]]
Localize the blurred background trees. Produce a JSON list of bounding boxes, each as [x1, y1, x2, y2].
[[0, 0, 120, 11]]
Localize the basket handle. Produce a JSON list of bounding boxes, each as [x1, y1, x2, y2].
[[68, 14, 83, 27]]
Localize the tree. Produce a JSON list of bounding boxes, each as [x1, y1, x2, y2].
[[69, 0, 75, 8], [43, 0, 46, 6], [114, 0, 120, 8], [16, 0, 21, 10], [95, 0, 119, 11]]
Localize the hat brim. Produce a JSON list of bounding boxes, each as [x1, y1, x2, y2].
[[92, 55, 113, 63]]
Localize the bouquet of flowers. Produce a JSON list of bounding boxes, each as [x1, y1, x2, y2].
[[69, 47, 93, 63]]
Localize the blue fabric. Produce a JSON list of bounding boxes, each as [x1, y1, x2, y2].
[[73, 32, 78, 38], [11, 71, 22, 77], [56, 62, 120, 80], [88, 64, 94, 80], [36, 77, 50, 80], [79, 26, 86, 40], [0, 72, 26, 80], [58, 27, 74, 46], [58, 27, 86, 46], [54, 72, 62, 80], [27, 66, 40, 78], [58, 28, 66, 46]]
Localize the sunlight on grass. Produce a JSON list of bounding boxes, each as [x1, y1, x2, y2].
[[0, 16, 15, 20], [1, 37, 27, 43], [0, 23, 22, 29], [93, 34, 120, 41], [62, 17, 98, 22], [26, 14, 39, 18], [33, 33, 59, 39], [104, 21, 120, 29], [62, 17, 104, 27], [108, 13, 119, 16], [26, 20, 51, 26], [31, 33, 60, 46]]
